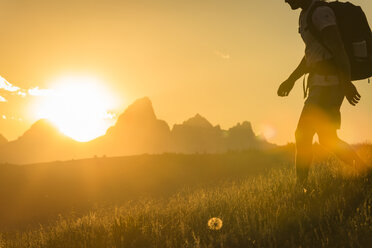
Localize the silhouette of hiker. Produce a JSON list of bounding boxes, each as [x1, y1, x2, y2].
[[278, 0, 367, 184]]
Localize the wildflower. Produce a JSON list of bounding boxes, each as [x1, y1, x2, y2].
[[208, 217, 223, 230]]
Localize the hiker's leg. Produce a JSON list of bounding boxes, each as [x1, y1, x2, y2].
[[318, 128, 366, 171], [315, 83, 367, 172], [295, 104, 316, 184], [295, 127, 315, 184]]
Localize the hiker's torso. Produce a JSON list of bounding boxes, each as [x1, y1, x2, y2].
[[299, 0, 339, 87]]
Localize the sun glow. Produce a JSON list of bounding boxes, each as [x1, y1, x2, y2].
[[262, 125, 276, 140], [36, 75, 118, 142]]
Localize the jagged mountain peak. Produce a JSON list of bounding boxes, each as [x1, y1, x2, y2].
[[21, 119, 66, 140], [115, 97, 156, 125], [230, 121, 253, 130], [182, 114, 213, 128]]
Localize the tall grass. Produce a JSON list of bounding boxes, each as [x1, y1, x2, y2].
[[3, 158, 372, 248]]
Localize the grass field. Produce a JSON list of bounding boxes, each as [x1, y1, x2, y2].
[[1, 145, 372, 247]]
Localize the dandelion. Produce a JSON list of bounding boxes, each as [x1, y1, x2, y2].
[[208, 217, 223, 230]]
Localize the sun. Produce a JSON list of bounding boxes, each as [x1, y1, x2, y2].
[[36, 75, 118, 142]]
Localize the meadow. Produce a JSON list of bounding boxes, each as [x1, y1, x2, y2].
[[1, 145, 372, 247]]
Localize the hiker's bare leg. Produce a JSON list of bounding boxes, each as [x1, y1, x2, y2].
[[295, 127, 315, 184], [295, 103, 317, 184], [318, 129, 366, 172]]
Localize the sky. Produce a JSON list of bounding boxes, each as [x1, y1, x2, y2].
[[0, 0, 371, 144]]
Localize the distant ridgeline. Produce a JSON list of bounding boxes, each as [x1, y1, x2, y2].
[[0, 97, 274, 164], [0, 134, 7, 146]]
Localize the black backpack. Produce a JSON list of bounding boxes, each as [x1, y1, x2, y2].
[[308, 1, 372, 81]]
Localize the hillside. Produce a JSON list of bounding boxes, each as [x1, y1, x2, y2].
[[0, 147, 289, 231], [1, 145, 372, 247]]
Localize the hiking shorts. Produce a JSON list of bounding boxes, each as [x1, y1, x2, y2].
[[298, 84, 344, 132]]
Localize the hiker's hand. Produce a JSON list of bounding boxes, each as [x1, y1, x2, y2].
[[344, 82, 361, 106], [277, 79, 295, 97]]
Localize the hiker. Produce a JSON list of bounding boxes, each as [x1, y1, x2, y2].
[[278, 0, 370, 184]]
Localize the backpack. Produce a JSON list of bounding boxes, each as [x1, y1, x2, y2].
[[307, 1, 372, 81]]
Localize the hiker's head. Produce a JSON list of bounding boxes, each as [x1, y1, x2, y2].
[[284, 0, 311, 10]]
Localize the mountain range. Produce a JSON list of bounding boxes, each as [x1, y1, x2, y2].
[[0, 134, 7, 146], [0, 97, 274, 164]]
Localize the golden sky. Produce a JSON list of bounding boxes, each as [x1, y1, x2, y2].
[[0, 0, 371, 144]]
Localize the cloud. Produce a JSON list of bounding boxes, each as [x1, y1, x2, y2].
[[17, 91, 27, 97], [0, 76, 20, 92], [103, 112, 116, 120], [0, 75, 53, 101], [214, 50, 231, 60], [28, 87, 53, 96]]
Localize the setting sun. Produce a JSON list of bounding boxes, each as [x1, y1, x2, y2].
[[35, 75, 118, 142]]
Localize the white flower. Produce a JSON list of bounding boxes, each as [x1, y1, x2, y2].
[[208, 217, 223, 230]]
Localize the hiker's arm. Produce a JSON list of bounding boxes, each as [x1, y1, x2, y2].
[[287, 56, 308, 82], [277, 57, 307, 97], [320, 25, 361, 105]]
